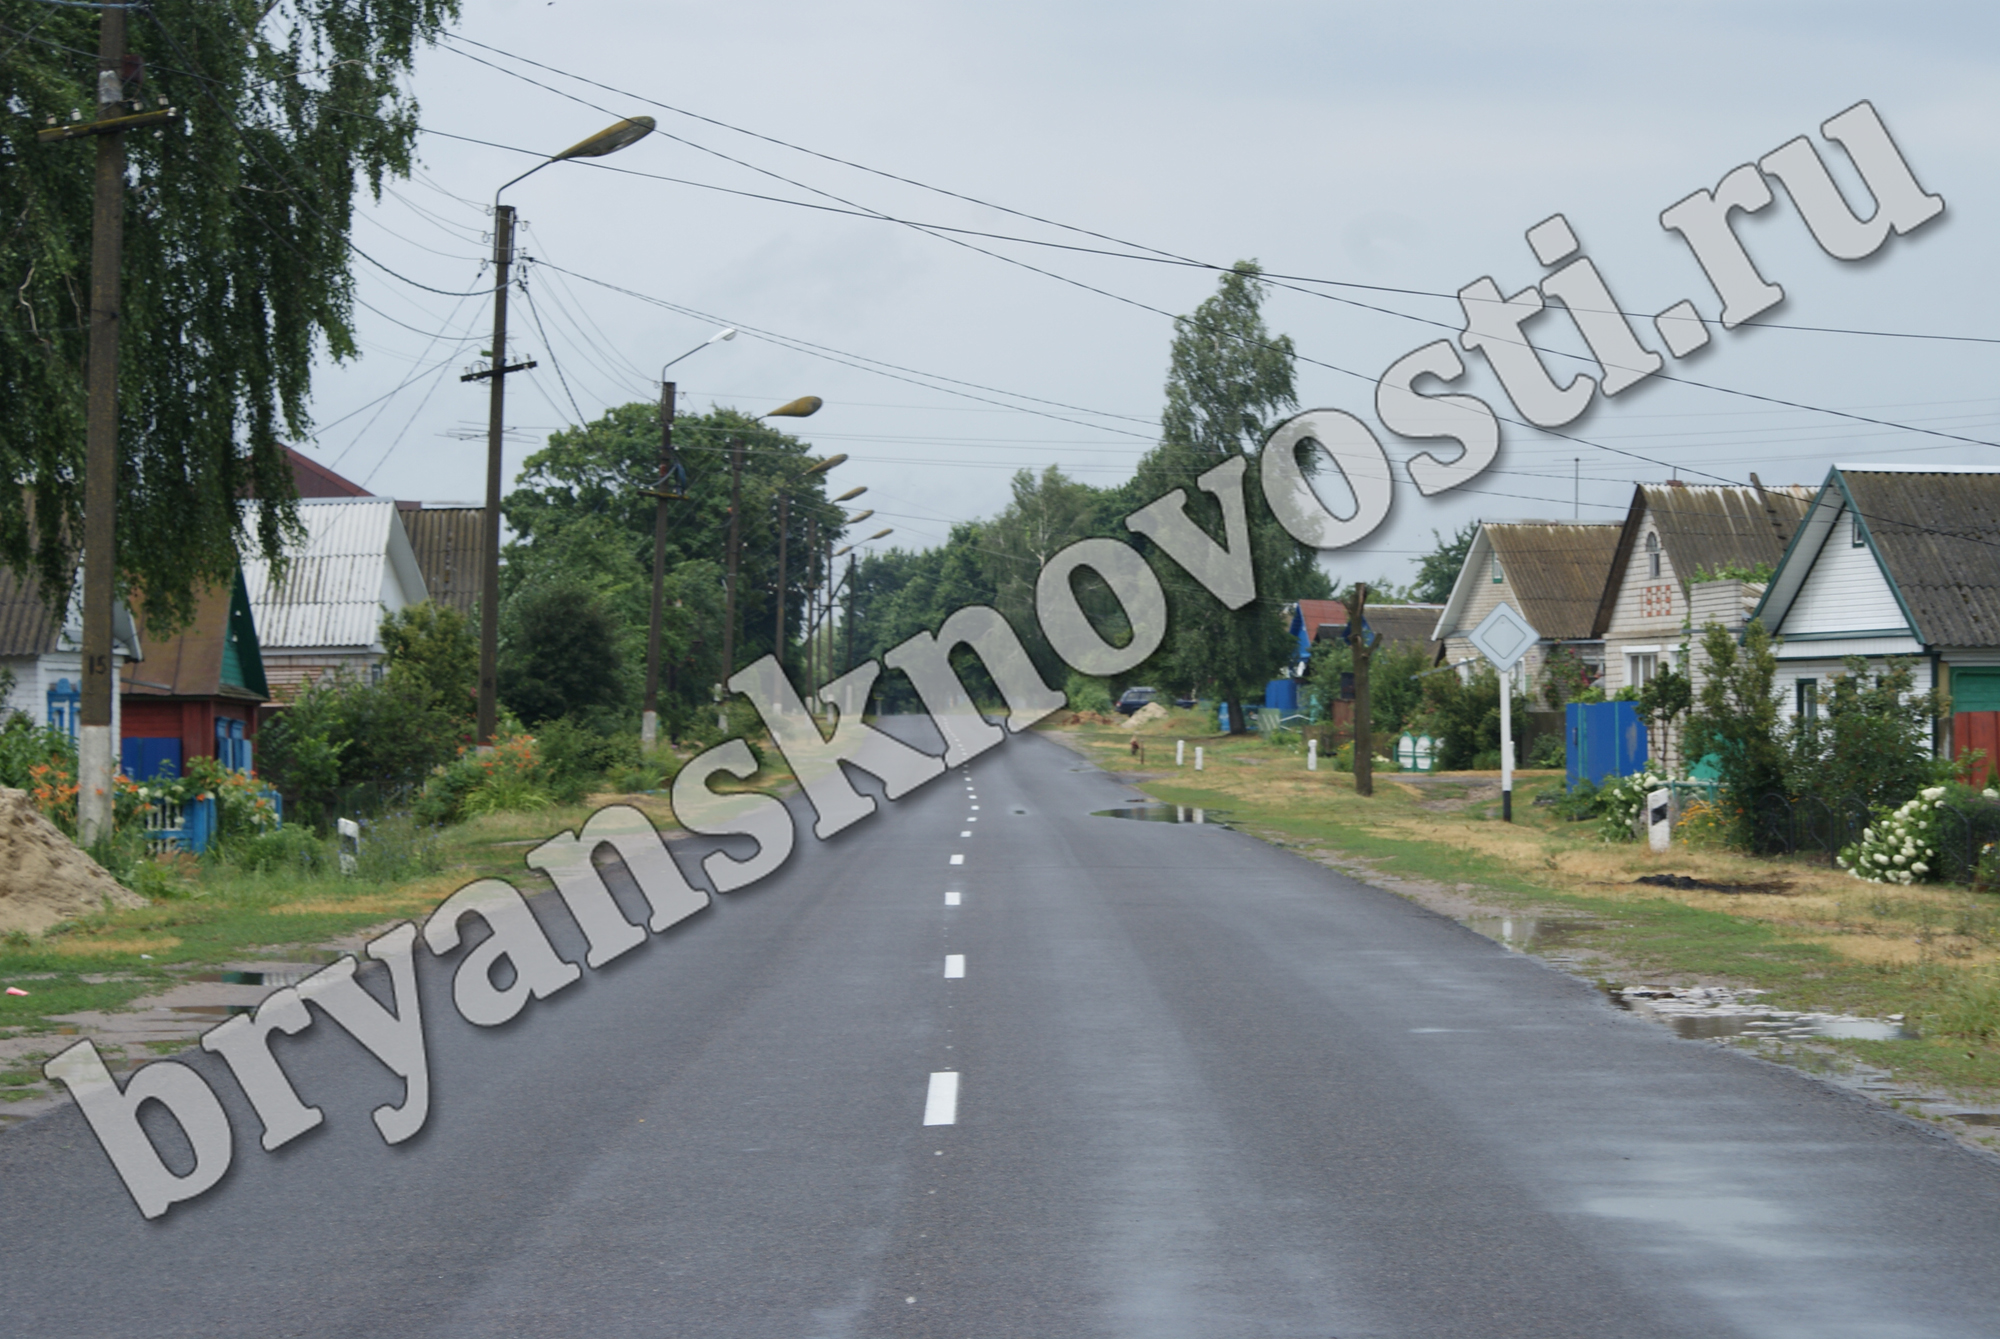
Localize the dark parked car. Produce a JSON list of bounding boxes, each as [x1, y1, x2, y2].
[[1115, 686, 1158, 715]]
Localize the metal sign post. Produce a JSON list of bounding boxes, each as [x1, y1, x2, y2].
[[1466, 603, 1540, 823]]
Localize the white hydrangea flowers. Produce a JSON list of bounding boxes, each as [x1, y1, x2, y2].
[[1838, 785, 1946, 885]]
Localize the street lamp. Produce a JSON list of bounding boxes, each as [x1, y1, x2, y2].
[[773, 453, 845, 684], [468, 115, 655, 747], [718, 396, 822, 729], [641, 325, 734, 753]]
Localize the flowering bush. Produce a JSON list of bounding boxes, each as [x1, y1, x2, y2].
[[412, 731, 553, 826], [1597, 769, 1672, 843], [1838, 785, 1950, 884]]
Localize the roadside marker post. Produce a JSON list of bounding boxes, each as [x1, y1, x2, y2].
[[1465, 603, 1540, 823]]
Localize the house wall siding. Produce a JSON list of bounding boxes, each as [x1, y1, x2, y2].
[[1783, 506, 1908, 636], [1602, 503, 1688, 694]]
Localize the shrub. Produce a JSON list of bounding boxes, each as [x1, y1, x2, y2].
[[1596, 769, 1671, 843], [1838, 786, 1946, 884], [1785, 655, 1949, 814], [1528, 733, 1567, 769], [536, 716, 641, 804], [413, 732, 554, 825], [1684, 620, 1785, 849], [231, 825, 334, 876], [1065, 671, 1114, 715], [1411, 664, 1526, 771]]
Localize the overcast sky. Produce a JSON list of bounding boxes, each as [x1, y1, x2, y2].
[[302, 0, 2000, 589]]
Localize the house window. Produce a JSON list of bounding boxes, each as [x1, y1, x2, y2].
[[1645, 531, 1661, 579], [1627, 652, 1657, 689], [1797, 679, 1819, 722], [370, 662, 386, 686], [1852, 509, 1866, 547], [1491, 552, 1503, 584]]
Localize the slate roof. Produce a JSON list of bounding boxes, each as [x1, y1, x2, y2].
[[243, 498, 428, 650], [1845, 469, 2000, 647], [1480, 522, 1623, 640], [1592, 483, 1813, 636], [400, 507, 485, 617], [0, 569, 63, 658], [1314, 604, 1445, 660]]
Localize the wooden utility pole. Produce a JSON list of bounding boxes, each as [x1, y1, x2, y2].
[[641, 379, 676, 752], [773, 492, 790, 678], [37, 8, 179, 845], [1351, 582, 1373, 798]]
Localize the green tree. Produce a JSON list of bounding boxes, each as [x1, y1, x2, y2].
[[380, 602, 476, 722], [1684, 619, 1785, 847], [504, 404, 845, 701], [498, 578, 627, 726], [1785, 655, 1948, 812], [1, 0, 459, 630], [1411, 523, 1477, 605], [1132, 261, 1310, 732]]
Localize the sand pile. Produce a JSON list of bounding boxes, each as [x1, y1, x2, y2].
[[0, 788, 145, 935], [1128, 702, 1170, 726]]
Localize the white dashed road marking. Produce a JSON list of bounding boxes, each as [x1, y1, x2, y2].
[[945, 891, 960, 906], [923, 1072, 959, 1125], [950, 854, 964, 865], [944, 954, 965, 978]]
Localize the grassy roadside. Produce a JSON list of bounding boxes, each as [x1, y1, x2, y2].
[[1047, 709, 2000, 1148]]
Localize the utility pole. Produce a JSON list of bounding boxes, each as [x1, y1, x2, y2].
[[719, 438, 744, 731], [461, 205, 535, 747], [641, 379, 675, 752], [773, 492, 790, 678], [844, 554, 856, 677], [1351, 582, 1373, 798], [39, 7, 178, 845]]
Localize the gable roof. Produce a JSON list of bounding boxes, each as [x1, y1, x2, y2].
[[243, 498, 428, 651], [285, 446, 375, 499], [1316, 604, 1445, 661], [0, 569, 64, 658], [0, 568, 142, 660], [1758, 466, 2000, 648], [1435, 521, 1621, 642], [1591, 483, 1813, 636], [400, 506, 485, 617], [122, 570, 269, 702], [1291, 598, 1347, 639]]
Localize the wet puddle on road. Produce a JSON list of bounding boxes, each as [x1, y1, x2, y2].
[[1464, 916, 1605, 955], [1092, 805, 1233, 828], [1611, 984, 1917, 1042]]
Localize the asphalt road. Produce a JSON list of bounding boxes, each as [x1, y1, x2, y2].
[[6, 717, 2000, 1338]]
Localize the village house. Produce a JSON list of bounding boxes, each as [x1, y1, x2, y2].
[[1431, 521, 1621, 696], [1592, 480, 1814, 695], [119, 570, 271, 782], [242, 496, 429, 697], [0, 569, 141, 747], [1752, 465, 2000, 778]]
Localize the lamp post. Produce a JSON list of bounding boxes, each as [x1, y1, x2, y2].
[[773, 453, 845, 682], [468, 115, 654, 747], [718, 396, 822, 730], [640, 327, 734, 752]]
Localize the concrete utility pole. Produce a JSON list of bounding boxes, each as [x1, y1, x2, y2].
[[773, 492, 790, 678], [719, 439, 744, 731], [1351, 583, 1373, 798], [642, 379, 676, 752], [39, 7, 178, 846]]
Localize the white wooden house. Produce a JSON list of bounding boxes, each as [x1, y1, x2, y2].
[[0, 569, 142, 745], [1591, 482, 1812, 699], [1753, 465, 2000, 772], [242, 497, 429, 697], [1431, 521, 1621, 695]]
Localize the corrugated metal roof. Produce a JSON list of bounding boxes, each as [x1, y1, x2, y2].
[[401, 507, 485, 617], [1844, 470, 2000, 648], [242, 499, 412, 651], [0, 569, 62, 658], [1592, 483, 1813, 635], [1293, 598, 1347, 638], [1483, 522, 1623, 640]]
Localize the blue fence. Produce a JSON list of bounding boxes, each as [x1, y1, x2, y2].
[[1566, 701, 1648, 790]]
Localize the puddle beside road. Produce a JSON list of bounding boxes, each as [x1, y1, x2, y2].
[[1092, 805, 1233, 828], [1464, 916, 1606, 954], [1611, 984, 1918, 1042]]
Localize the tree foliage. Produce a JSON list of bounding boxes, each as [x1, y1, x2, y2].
[[1411, 523, 1477, 605], [1785, 655, 1947, 813], [504, 404, 844, 714], [0, 0, 459, 629], [1131, 261, 1310, 732]]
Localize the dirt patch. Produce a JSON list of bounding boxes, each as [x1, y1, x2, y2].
[[0, 789, 144, 936], [1634, 873, 1797, 895]]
